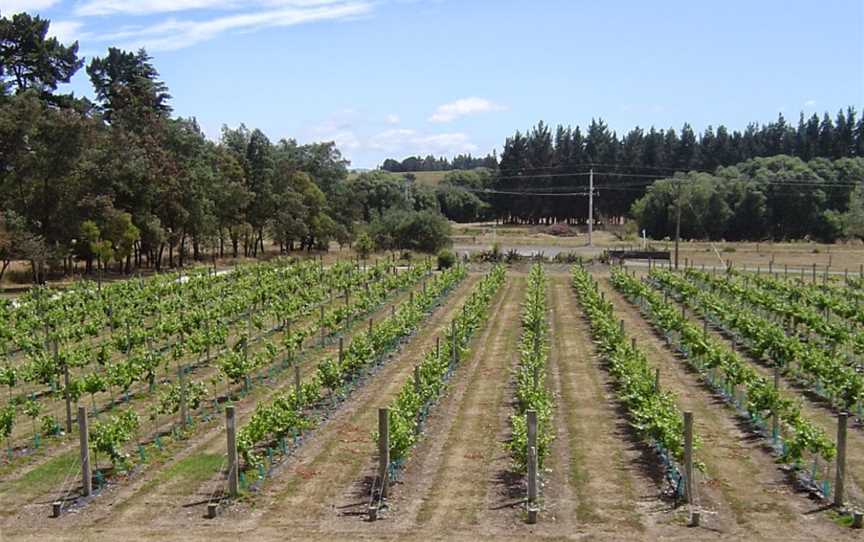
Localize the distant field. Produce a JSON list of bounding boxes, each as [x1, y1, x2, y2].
[[348, 169, 458, 186], [409, 170, 451, 185]]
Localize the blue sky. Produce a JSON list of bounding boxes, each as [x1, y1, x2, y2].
[[3, 0, 863, 168]]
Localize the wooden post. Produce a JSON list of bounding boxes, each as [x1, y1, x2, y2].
[[702, 319, 708, 338], [684, 412, 695, 505], [812, 263, 817, 283], [436, 336, 440, 360], [369, 317, 373, 335], [835, 412, 848, 508], [226, 406, 239, 498], [294, 364, 301, 399], [527, 410, 538, 524], [378, 408, 390, 498], [78, 406, 92, 497], [413, 366, 422, 436], [63, 361, 72, 435], [772, 365, 780, 441], [654, 368, 660, 392], [320, 305, 325, 347], [451, 320, 457, 365], [338, 337, 344, 364], [178, 364, 188, 429]]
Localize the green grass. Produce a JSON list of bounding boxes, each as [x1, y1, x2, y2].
[[158, 452, 223, 483], [7, 451, 78, 496]]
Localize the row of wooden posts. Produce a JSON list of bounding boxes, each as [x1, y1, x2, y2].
[[649, 258, 864, 285]]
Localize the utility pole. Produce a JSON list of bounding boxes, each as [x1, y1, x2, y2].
[[587, 168, 594, 246], [674, 178, 682, 270]]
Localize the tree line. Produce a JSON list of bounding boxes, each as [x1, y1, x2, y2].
[[0, 12, 452, 284], [480, 112, 864, 237], [381, 152, 498, 172]]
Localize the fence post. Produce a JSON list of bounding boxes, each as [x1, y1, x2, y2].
[[684, 411, 698, 526], [226, 405, 239, 498], [378, 408, 390, 499], [451, 320, 458, 365], [527, 410, 538, 524], [78, 406, 92, 497], [413, 366, 422, 436], [320, 305, 326, 347], [772, 366, 780, 442], [835, 412, 848, 508], [179, 364, 188, 429], [294, 364, 301, 399]]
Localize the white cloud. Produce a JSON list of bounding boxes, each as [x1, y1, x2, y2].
[[0, 0, 58, 13], [75, 0, 345, 17], [48, 20, 87, 43], [384, 113, 400, 125], [804, 99, 817, 107], [95, 1, 372, 51], [428, 97, 506, 123]]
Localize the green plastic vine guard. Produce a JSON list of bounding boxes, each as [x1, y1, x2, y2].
[[33, 434, 40, 449], [138, 444, 146, 462], [239, 471, 246, 489], [257, 464, 265, 480], [155, 436, 162, 450], [6, 447, 12, 460], [95, 470, 105, 489], [279, 438, 287, 455]]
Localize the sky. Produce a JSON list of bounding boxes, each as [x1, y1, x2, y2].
[[2, 0, 863, 169]]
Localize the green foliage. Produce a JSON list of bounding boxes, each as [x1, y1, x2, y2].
[[354, 231, 374, 259], [90, 409, 140, 467], [237, 262, 468, 467], [616, 267, 835, 463], [383, 265, 506, 463], [436, 248, 456, 270], [508, 264, 554, 472], [573, 266, 691, 466], [369, 209, 452, 253]]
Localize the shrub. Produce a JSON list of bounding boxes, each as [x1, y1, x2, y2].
[[369, 209, 452, 253], [545, 223, 573, 237], [354, 232, 374, 259], [437, 248, 456, 270]]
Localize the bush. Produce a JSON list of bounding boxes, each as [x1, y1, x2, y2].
[[544, 223, 573, 237], [369, 209, 452, 253], [354, 232, 374, 259], [437, 249, 456, 270]]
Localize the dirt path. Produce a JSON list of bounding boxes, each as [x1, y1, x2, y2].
[[598, 273, 847, 540], [0, 275, 437, 533], [322, 274, 520, 541], [208, 273, 487, 537], [518, 274, 679, 538]]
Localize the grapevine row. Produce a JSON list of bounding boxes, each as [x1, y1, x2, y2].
[[614, 267, 835, 464], [507, 264, 553, 472]]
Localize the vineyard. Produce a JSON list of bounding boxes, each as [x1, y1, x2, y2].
[[2, 259, 864, 541]]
